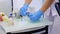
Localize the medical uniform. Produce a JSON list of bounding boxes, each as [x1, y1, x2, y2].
[[51, 0, 60, 34], [45, 0, 60, 34]]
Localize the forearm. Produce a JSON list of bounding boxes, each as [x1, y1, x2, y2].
[[25, 0, 32, 5], [40, 0, 54, 12]]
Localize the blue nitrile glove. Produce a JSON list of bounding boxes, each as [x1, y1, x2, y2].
[[28, 10, 44, 21], [19, 4, 29, 16]]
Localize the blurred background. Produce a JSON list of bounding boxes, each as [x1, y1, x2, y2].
[[0, 0, 12, 16]]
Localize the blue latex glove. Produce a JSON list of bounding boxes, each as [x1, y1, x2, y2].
[[28, 10, 44, 21], [19, 4, 29, 16]]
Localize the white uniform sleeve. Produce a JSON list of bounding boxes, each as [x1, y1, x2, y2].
[[44, 0, 59, 18]]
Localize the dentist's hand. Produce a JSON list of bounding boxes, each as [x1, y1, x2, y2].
[[19, 4, 29, 16], [28, 10, 44, 21]]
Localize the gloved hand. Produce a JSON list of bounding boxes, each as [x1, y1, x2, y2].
[[28, 10, 44, 21], [19, 4, 29, 16]]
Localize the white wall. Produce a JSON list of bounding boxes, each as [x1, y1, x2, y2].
[[0, 0, 12, 16], [13, 0, 44, 13]]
